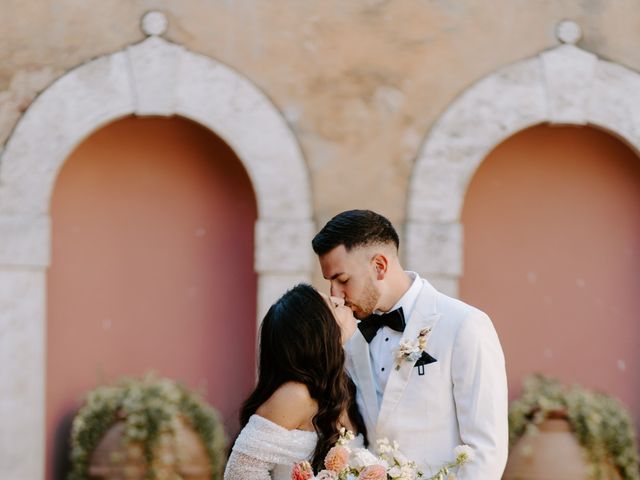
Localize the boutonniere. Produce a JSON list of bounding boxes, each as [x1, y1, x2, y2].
[[395, 327, 431, 370]]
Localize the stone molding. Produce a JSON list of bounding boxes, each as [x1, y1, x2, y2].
[[0, 22, 313, 479], [407, 39, 640, 298]]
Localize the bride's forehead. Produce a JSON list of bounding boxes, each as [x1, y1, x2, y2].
[[319, 292, 334, 305]]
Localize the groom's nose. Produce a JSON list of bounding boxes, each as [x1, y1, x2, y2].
[[330, 282, 344, 298]]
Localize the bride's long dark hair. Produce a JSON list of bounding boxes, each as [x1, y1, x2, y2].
[[240, 284, 367, 471]]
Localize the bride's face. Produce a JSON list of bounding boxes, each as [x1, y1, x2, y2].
[[321, 293, 357, 345]]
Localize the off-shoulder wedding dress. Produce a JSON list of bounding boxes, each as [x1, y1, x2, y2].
[[224, 414, 364, 480]]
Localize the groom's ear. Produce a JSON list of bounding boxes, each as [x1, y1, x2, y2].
[[371, 253, 389, 280]]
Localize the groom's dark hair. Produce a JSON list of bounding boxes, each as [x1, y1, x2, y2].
[[312, 209, 400, 255]]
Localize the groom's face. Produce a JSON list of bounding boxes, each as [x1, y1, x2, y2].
[[319, 244, 381, 320]]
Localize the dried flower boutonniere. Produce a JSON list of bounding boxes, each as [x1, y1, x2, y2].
[[395, 327, 431, 370]]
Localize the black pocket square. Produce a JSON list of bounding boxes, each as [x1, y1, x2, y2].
[[414, 351, 437, 367]]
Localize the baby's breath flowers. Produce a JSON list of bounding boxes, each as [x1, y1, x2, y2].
[[292, 429, 472, 480], [420, 444, 473, 480], [453, 445, 474, 464], [337, 427, 355, 445]]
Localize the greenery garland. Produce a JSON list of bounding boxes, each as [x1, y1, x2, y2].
[[509, 374, 640, 480], [68, 374, 227, 480]]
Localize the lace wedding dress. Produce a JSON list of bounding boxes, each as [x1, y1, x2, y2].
[[224, 414, 364, 480]]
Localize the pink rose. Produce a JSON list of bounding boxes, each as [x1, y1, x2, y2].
[[324, 445, 349, 472], [291, 460, 314, 480], [359, 464, 387, 480]]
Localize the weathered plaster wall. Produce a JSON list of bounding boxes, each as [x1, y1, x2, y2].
[[2, 0, 640, 233], [3, 2, 640, 478]]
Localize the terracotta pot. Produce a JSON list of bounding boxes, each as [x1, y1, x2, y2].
[[504, 418, 591, 480], [504, 418, 621, 480], [88, 415, 211, 480]]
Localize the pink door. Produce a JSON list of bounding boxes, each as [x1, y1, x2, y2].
[[46, 116, 258, 479], [461, 124, 640, 429]]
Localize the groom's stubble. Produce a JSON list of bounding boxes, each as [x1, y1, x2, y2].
[[348, 274, 381, 320]]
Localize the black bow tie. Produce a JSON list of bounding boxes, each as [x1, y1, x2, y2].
[[358, 307, 406, 343]]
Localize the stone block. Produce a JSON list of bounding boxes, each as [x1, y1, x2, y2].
[[541, 44, 597, 125], [0, 270, 45, 480], [405, 221, 462, 277], [254, 219, 315, 273], [0, 214, 49, 267], [126, 36, 184, 116]]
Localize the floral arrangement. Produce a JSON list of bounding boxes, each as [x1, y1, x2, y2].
[[395, 328, 431, 370], [68, 373, 227, 480], [509, 374, 640, 480], [292, 429, 473, 480]]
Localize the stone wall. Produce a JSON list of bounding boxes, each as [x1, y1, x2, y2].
[[2, 0, 640, 237], [2, 3, 640, 477]]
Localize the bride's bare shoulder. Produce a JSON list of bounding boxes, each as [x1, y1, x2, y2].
[[256, 381, 317, 430]]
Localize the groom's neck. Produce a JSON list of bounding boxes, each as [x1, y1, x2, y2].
[[378, 268, 412, 312]]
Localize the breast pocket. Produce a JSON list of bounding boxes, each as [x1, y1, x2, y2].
[[403, 359, 449, 409]]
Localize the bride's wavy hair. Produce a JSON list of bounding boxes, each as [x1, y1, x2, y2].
[[240, 283, 367, 471]]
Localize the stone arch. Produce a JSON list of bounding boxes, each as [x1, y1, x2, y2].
[[0, 13, 313, 479], [406, 24, 640, 297]]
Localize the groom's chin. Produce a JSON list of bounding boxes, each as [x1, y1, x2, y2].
[[353, 309, 371, 320]]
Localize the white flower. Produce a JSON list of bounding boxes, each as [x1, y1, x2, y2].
[[376, 437, 396, 455], [315, 470, 338, 480], [350, 448, 388, 470], [454, 445, 475, 464], [337, 427, 355, 445], [394, 450, 409, 466], [388, 465, 403, 478], [397, 340, 419, 356], [388, 463, 419, 480], [395, 328, 432, 369]]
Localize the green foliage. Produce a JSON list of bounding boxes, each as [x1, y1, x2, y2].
[[509, 374, 640, 480], [68, 374, 227, 480]]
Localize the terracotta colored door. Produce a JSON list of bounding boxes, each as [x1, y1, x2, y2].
[[460, 125, 640, 427], [46, 116, 257, 479]]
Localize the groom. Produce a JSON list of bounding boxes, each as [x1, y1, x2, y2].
[[312, 210, 508, 478]]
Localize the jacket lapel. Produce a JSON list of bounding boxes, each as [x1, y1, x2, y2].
[[346, 330, 379, 430], [376, 280, 441, 433]]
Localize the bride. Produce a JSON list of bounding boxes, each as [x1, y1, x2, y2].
[[224, 284, 368, 479]]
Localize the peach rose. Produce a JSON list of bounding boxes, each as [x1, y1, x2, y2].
[[291, 460, 314, 480], [358, 464, 387, 480], [324, 445, 349, 472]]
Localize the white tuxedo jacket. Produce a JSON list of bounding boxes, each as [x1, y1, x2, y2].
[[345, 278, 508, 479]]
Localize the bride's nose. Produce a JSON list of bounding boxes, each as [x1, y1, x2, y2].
[[329, 295, 344, 307]]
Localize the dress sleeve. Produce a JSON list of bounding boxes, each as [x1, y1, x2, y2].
[[223, 415, 316, 480], [224, 450, 274, 480]]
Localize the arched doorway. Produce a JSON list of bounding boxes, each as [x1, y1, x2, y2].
[[47, 116, 257, 478], [0, 20, 313, 478], [406, 29, 640, 299], [460, 124, 640, 426]]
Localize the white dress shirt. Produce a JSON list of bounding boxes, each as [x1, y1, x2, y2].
[[369, 271, 422, 406]]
